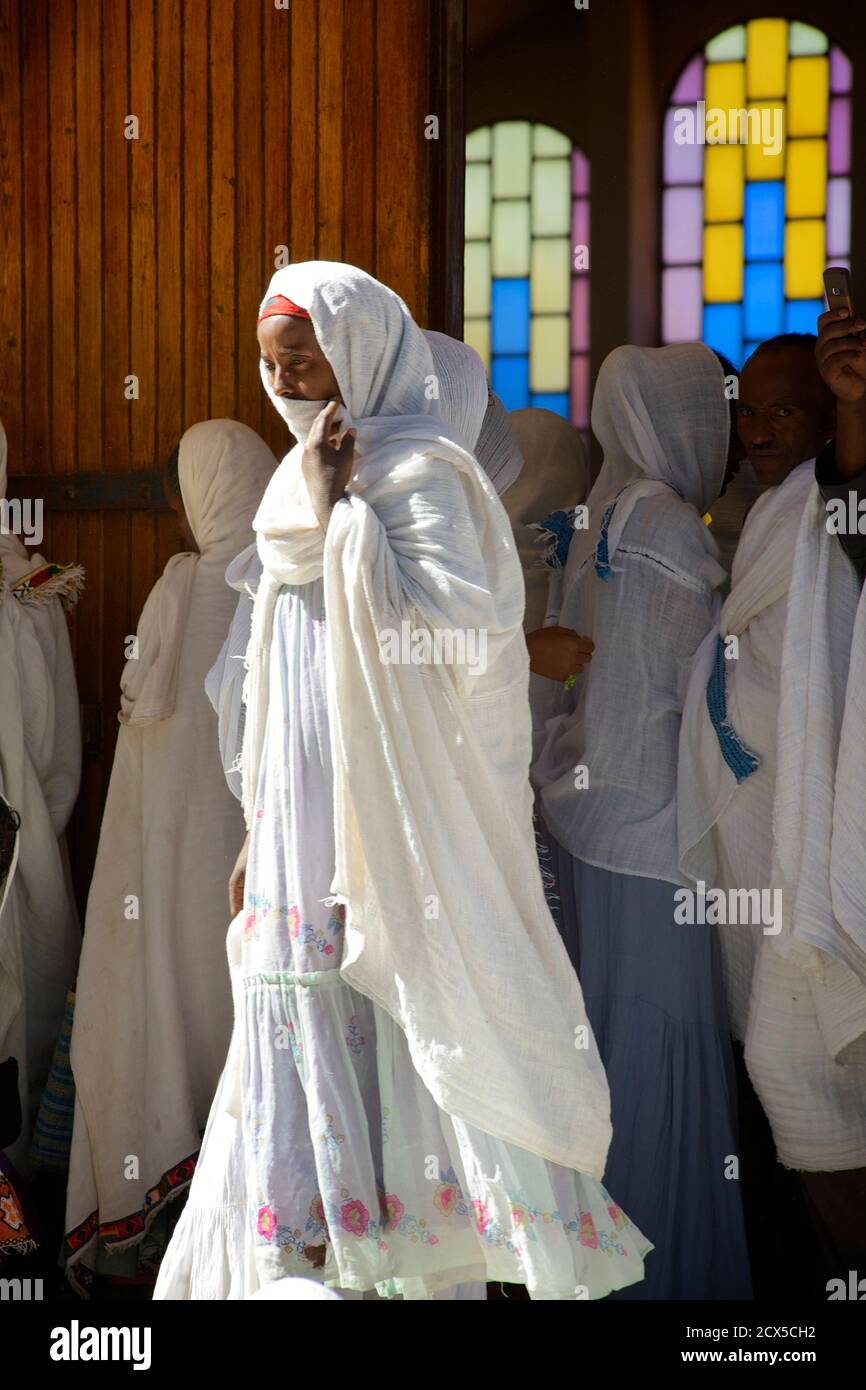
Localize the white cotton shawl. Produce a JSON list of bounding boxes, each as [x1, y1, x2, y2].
[[241, 260, 612, 1176]]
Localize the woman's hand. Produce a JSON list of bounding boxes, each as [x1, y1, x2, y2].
[[229, 830, 251, 918], [815, 307, 866, 403], [302, 400, 357, 531], [526, 627, 594, 682]]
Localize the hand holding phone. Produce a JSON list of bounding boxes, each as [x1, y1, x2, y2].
[[817, 269, 866, 404]]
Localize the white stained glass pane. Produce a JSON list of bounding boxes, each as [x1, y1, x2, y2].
[[533, 123, 571, 157], [464, 241, 492, 318], [492, 121, 532, 198], [532, 158, 571, 236], [466, 126, 492, 161], [491, 199, 531, 277], [789, 22, 828, 56], [531, 237, 571, 313], [465, 162, 491, 240], [706, 25, 746, 62], [464, 318, 491, 369], [531, 315, 570, 392]]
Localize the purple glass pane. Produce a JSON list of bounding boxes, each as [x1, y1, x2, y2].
[[828, 98, 851, 175], [663, 187, 703, 264], [572, 149, 590, 196], [571, 198, 590, 262], [662, 266, 702, 342], [570, 277, 589, 353], [570, 354, 590, 429], [826, 178, 851, 258], [830, 47, 852, 94], [672, 55, 703, 103], [663, 106, 704, 184]]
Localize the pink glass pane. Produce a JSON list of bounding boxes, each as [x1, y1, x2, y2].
[[663, 106, 703, 184], [570, 277, 590, 352], [826, 178, 850, 258], [662, 266, 702, 342], [572, 149, 590, 196], [571, 198, 590, 262], [672, 55, 703, 103], [570, 354, 590, 429], [663, 187, 703, 264], [830, 47, 852, 94], [829, 98, 851, 175]]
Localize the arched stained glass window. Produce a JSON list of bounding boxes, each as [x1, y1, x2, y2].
[[661, 20, 852, 367], [464, 121, 590, 435]]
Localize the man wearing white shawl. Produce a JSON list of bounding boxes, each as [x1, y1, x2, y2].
[[63, 421, 276, 1291], [533, 344, 751, 1299], [155, 262, 650, 1301], [0, 420, 83, 1176]]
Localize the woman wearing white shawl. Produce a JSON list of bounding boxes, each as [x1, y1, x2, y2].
[[0, 419, 83, 1174], [63, 421, 276, 1289], [533, 344, 751, 1299], [156, 262, 649, 1301]]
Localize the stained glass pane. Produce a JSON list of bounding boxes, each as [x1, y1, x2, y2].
[[571, 277, 589, 352], [706, 25, 745, 62], [531, 316, 570, 392], [464, 318, 490, 366], [704, 223, 743, 302], [830, 47, 852, 94], [663, 187, 703, 263], [788, 58, 829, 136], [784, 299, 824, 333], [533, 124, 571, 157], [745, 103, 785, 180], [703, 303, 743, 365], [465, 162, 491, 240], [826, 178, 851, 258], [746, 19, 788, 98], [571, 198, 590, 265], [664, 106, 704, 183], [786, 139, 827, 219], [705, 60, 746, 114], [672, 54, 703, 101], [744, 262, 784, 339], [788, 22, 828, 56], [532, 158, 571, 235], [492, 121, 532, 199], [705, 144, 744, 222], [531, 238, 570, 313], [662, 267, 702, 341], [530, 392, 569, 418], [572, 149, 590, 196], [491, 278, 530, 353], [743, 342, 762, 360], [491, 200, 531, 276], [828, 98, 851, 175], [464, 242, 491, 318], [492, 355, 529, 411], [570, 355, 590, 429], [466, 126, 491, 162], [785, 220, 825, 297], [744, 181, 785, 260]]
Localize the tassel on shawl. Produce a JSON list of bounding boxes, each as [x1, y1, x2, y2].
[[12, 561, 85, 612], [706, 634, 760, 784]]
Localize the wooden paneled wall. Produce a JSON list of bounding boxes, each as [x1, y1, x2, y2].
[[0, 0, 465, 909]]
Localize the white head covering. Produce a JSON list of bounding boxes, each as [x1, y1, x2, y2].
[[421, 330, 525, 496], [475, 391, 525, 496]]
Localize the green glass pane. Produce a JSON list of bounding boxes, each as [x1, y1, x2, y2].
[[530, 315, 570, 392], [492, 121, 532, 198], [789, 22, 828, 56], [533, 123, 571, 157], [466, 126, 492, 162], [531, 237, 570, 313], [465, 162, 491, 240], [706, 25, 746, 62], [492, 199, 531, 276], [464, 241, 491, 318], [531, 158, 570, 236]]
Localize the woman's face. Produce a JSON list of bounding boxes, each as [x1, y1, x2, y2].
[[258, 316, 341, 404]]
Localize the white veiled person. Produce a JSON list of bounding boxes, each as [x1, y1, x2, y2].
[[63, 421, 275, 1286], [156, 262, 649, 1302], [0, 419, 83, 1174]]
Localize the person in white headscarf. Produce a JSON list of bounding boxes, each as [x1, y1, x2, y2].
[[63, 421, 276, 1292], [0, 419, 83, 1176], [532, 344, 750, 1300], [155, 263, 650, 1302]]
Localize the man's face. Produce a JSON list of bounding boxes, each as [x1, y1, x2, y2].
[[737, 346, 835, 486]]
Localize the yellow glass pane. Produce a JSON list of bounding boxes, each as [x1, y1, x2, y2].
[[788, 57, 829, 136], [704, 223, 743, 302], [465, 162, 491, 239], [786, 139, 827, 218], [492, 121, 532, 198], [491, 199, 531, 276], [705, 144, 744, 222], [746, 18, 788, 98], [466, 126, 491, 162], [530, 238, 570, 313], [785, 219, 825, 297], [531, 157, 570, 235], [705, 61, 746, 115], [464, 242, 491, 318], [745, 102, 785, 179], [530, 315, 569, 392], [533, 124, 571, 157], [464, 318, 490, 368]]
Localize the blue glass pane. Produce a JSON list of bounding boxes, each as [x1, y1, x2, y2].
[[743, 342, 762, 361], [491, 277, 530, 354], [492, 354, 530, 409], [744, 262, 784, 339], [784, 298, 825, 333], [703, 303, 743, 368], [530, 392, 569, 417], [744, 182, 785, 261]]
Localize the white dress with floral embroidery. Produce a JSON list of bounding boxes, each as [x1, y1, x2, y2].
[[154, 579, 651, 1300]]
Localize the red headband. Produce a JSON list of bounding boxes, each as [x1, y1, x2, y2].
[[257, 294, 311, 324]]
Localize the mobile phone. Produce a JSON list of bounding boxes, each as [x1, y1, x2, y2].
[[823, 266, 857, 318]]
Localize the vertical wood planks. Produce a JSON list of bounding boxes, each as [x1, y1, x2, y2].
[[102, 0, 130, 472], [20, 0, 51, 470], [76, 0, 104, 473], [0, 0, 23, 463], [48, 0, 77, 475], [182, 0, 209, 426], [130, 0, 157, 469], [209, 0, 236, 420], [155, 0, 183, 462], [235, 0, 263, 437]]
